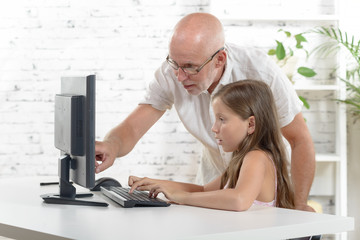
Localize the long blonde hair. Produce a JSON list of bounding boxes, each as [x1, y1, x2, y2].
[[213, 80, 294, 209]]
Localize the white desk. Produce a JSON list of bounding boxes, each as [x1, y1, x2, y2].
[[0, 176, 354, 240]]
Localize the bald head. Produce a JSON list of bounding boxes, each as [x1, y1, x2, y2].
[[169, 13, 225, 57]]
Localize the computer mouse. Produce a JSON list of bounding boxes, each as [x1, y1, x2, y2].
[[90, 177, 122, 191]]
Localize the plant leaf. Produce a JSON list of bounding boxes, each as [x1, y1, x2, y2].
[[296, 43, 304, 49], [295, 34, 307, 49], [340, 78, 360, 95], [268, 49, 276, 55], [289, 48, 294, 57], [299, 96, 310, 109], [298, 67, 317, 77], [276, 41, 286, 60], [295, 34, 307, 43]]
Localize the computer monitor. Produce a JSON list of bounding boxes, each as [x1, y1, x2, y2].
[[41, 75, 107, 207]]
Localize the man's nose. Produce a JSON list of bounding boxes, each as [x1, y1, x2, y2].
[[176, 68, 188, 82]]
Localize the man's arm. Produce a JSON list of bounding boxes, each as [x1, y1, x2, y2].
[[95, 104, 165, 173], [281, 112, 316, 212]]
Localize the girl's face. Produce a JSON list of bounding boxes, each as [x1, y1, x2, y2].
[[211, 98, 252, 152]]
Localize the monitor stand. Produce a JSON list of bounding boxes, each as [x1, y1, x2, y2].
[[41, 155, 108, 207]]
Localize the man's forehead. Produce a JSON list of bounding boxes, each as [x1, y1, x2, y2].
[[168, 48, 203, 64]]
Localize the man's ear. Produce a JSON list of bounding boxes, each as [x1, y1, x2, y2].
[[248, 116, 256, 135], [215, 50, 227, 67]]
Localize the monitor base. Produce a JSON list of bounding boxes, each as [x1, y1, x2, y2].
[[41, 155, 108, 207], [41, 193, 108, 207]]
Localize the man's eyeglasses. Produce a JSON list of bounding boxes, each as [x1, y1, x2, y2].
[[166, 47, 225, 75]]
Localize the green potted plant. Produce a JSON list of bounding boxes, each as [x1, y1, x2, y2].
[[268, 29, 317, 81], [268, 29, 317, 109], [312, 27, 360, 121]]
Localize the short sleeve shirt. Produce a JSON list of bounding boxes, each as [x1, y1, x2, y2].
[[140, 43, 302, 184]]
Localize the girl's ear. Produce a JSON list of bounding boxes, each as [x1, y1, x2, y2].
[[248, 116, 255, 135]]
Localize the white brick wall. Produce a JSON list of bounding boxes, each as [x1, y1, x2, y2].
[[0, 0, 339, 184], [0, 0, 210, 182]]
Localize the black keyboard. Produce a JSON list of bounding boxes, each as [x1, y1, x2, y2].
[[100, 186, 171, 208]]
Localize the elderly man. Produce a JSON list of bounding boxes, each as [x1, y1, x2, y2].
[[95, 12, 315, 212]]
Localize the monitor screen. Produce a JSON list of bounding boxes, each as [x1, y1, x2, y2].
[[41, 75, 107, 207]]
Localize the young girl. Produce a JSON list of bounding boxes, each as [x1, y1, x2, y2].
[[129, 80, 295, 211]]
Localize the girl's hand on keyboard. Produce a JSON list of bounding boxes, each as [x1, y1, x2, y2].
[[148, 184, 188, 204], [128, 175, 187, 204], [128, 176, 161, 194]]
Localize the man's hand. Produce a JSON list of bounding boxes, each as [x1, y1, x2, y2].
[[95, 140, 118, 173], [295, 202, 316, 212]]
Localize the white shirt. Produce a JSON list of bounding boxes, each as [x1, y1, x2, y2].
[[140, 43, 302, 184]]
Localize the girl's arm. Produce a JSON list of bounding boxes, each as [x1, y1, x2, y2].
[[128, 169, 223, 195], [128, 175, 204, 193], [174, 151, 268, 211], [129, 150, 269, 211]]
